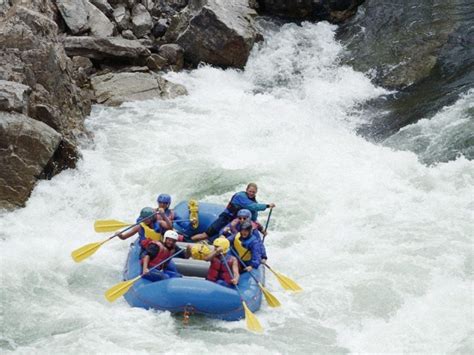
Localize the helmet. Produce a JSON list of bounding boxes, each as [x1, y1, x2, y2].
[[157, 194, 171, 204], [237, 209, 251, 218], [240, 220, 253, 232], [164, 230, 179, 241], [140, 207, 155, 220], [191, 244, 211, 260], [213, 237, 230, 254]]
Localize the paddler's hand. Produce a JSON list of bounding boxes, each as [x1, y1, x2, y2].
[[158, 207, 165, 215], [245, 266, 253, 272], [268, 203, 276, 209], [261, 259, 267, 265], [143, 267, 150, 274], [231, 278, 239, 285]]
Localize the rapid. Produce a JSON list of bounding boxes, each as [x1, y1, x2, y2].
[[1, 21, 473, 354]]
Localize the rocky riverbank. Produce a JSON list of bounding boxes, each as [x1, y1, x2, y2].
[[0, 0, 363, 209]]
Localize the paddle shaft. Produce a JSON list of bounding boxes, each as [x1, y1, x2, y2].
[[110, 211, 160, 240], [220, 254, 245, 296], [231, 248, 261, 284], [262, 207, 273, 244], [143, 248, 184, 274]]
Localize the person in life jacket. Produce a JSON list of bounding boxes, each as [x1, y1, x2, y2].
[[228, 220, 264, 272], [205, 237, 239, 288], [155, 194, 174, 234], [191, 183, 275, 242], [221, 209, 268, 262], [117, 207, 162, 248], [141, 230, 185, 282]]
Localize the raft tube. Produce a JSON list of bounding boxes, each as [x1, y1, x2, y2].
[[122, 201, 264, 321]]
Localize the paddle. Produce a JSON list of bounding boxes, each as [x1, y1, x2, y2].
[[71, 213, 158, 263], [220, 255, 263, 333], [94, 218, 195, 233], [231, 248, 280, 308], [105, 249, 184, 302], [262, 207, 273, 244], [264, 264, 302, 292]]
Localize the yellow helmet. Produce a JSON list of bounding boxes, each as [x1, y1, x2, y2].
[[213, 237, 230, 254], [191, 243, 211, 260]]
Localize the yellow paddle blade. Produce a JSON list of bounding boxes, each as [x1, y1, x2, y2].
[[242, 301, 263, 333], [71, 240, 108, 263], [258, 283, 281, 308], [105, 275, 141, 302], [272, 269, 302, 292], [94, 219, 131, 233]]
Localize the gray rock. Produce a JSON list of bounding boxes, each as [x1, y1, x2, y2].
[[90, 71, 187, 105], [121, 29, 137, 40], [90, 0, 114, 16], [142, 0, 155, 11], [63, 36, 151, 60], [131, 3, 153, 38], [152, 22, 167, 38], [56, 0, 90, 34], [0, 80, 31, 114], [0, 112, 61, 209], [113, 5, 131, 31], [167, 0, 259, 68], [72, 56, 95, 73], [86, 1, 115, 37], [158, 44, 183, 70], [145, 54, 168, 70]]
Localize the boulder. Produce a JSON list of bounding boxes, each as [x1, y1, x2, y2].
[[113, 5, 131, 31], [145, 54, 168, 71], [90, 71, 187, 105], [255, 0, 364, 23], [152, 22, 168, 38], [131, 3, 153, 38], [122, 29, 137, 40], [86, 1, 115, 37], [90, 0, 114, 17], [63, 36, 151, 60], [158, 44, 184, 70], [0, 80, 31, 114], [166, 0, 259, 68], [0, 112, 61, 209], [56, 0, 90, 34]]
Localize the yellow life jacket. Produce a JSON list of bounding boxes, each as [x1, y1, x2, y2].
[[233, 233, 251, 261], [140, 222, 162, 241]]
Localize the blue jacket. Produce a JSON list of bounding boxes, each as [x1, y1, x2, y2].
[[225, 191, 268, 221], [221, 222, 267, 260], [228, 233, 262, 269]]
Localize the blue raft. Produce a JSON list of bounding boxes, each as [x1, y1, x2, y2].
[[122, 201, 264, 321]]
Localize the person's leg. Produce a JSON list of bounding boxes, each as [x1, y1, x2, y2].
[[192, 213, 231, 241]]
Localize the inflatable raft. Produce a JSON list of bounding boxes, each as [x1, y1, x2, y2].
[[122, 201, 264, 321]]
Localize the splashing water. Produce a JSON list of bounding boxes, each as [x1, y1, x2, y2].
[[1, 22, 473, 354]]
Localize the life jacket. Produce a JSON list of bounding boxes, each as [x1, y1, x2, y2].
[[233, 233, 251, 262], [225, 193, 240, 216], [207, 254, 235, 285], [140, 222, 162, 241], [147, 242, 172, 269]]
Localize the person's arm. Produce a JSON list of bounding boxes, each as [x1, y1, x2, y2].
[[117, 225, 140, 240], [231, 258, 240, 285], [246, 241, 262, 271], [157, 208, 173, 230], [232, 193, 275, 212], [204, 247, 223, 262], [142, 255, 150, 274]]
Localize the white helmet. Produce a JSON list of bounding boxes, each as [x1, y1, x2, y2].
[[164, 230, 179, 241]]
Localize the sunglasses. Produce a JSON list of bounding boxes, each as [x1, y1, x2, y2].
[[238, 217, 248, 220]]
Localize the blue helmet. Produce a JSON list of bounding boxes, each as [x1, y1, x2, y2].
[[237, 209, 251, 218], [157, 194, 171, 205]]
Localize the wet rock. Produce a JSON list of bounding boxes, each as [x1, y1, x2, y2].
[[131, 3, 153, 38], [56, 0, 90, 34], [86, 1, 115, 37], [255, 0, 364, 23], [113, 5, 131, 31], [0, 112, 61, 209], [146, 54, 168, 70], [121, 29, 137, 40], [63, 36, 151, 60], [0, 80, 31, 114], [158, 44, 184, 70], [90, 71, 187, 106], [166, 0, 259, 68]]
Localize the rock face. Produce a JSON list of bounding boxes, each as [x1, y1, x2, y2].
[[339, 0, 474, 139], [131, 3, 153, 38], [90, 72, 188, 106], [255, 0, 364, 23], [56, 0, 90, 34], [166, 0, 259, 68], [0, 5, 91, 208], [86, 1, 115, 37], [63, 36, 151, 60], [0, 112, 62, 210]]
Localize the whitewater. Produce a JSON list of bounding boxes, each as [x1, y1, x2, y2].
[[1, 22, 473, 354]]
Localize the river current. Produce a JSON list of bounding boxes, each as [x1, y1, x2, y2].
[[1, 22, 473, 354]]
